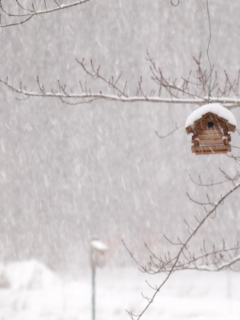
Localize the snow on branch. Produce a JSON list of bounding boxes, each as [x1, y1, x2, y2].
[[0, 0, 90, 27], [195, 253, 240, 271], [1, 54, 240, 108]]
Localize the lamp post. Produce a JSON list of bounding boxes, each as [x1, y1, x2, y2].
[[90, 238, 108, 320]]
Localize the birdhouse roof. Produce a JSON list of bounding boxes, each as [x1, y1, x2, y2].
[[185, 103, 237, 130], [91, 239, 108, 251]]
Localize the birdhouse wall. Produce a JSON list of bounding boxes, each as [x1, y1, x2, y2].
[[193, 113, 228, 134], [191, 113, 232, 155]]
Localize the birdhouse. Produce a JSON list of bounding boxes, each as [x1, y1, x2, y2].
[[90, 238, 108, 268], [185, 103, 237, 155]]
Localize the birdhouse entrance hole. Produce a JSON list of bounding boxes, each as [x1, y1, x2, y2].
[[207, 121, 214, 128], [185, 104, 237, 155]]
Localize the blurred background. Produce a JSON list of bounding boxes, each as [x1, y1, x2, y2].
[[0, 0, 239, 275]]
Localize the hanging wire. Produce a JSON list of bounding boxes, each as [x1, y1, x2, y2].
[[206, 0, 212, 103], [170, 0, 180, 6]]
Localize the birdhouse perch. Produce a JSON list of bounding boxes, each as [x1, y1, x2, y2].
[[185, 103, 237, 155]]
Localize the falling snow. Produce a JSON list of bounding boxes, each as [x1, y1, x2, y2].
[[0, 1, 240, 319]]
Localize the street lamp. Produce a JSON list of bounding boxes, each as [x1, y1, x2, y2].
[[90, 238, 108, 320]]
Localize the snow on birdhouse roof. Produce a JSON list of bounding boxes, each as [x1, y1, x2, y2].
[[185, 103, 237, 128], [91, 239, 108, 251]]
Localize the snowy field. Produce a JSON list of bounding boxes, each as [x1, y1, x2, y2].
[[0, 260, 239, 320]]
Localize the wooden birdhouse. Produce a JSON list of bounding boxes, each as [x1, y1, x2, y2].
[[185, 103, 237, 155]]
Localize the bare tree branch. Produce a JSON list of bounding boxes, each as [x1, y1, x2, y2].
[[143, 243, 240, 274], [126, 182, 240, 320], [76, 59, 129, 98], [2, 77, 240, 106], [189, 170, 240, 187], [0, 0, 90, 27], [156, 123, 184, 138], [1, 55, 240, 108]]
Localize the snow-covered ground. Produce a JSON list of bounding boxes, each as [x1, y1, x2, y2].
[[0, 260, 239, 320]]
